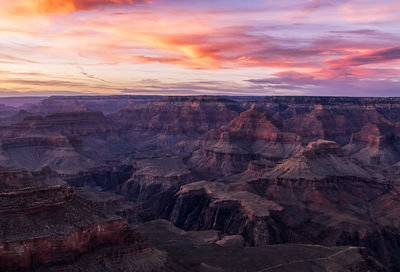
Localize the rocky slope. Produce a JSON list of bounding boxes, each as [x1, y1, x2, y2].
[[344, 123, 400, 165], [2, 95, 400, 271], [134, 219, 385, 272], [148, 139, 400, 270], [185, 107, 302, 176], [110, 96, 240, 152], [0, 168, 166, 271], [0, 136, 97, 173], [0, 104, 18, 122], [0, 110, 131, 173], [24, 95, 160, 115], [267, 139, 375, 179], [148, 173, 400, 270], [3, 110, 117, 136], [118, 156, 196, 203], [259, 97, 400, 151]]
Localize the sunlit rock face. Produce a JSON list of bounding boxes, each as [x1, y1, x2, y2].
[[185, 107, 302, 176]]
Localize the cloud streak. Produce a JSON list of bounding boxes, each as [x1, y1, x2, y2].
[[0, 0, 400, 96], [326, 45, 400, 67], [10, 0, 150, 15]]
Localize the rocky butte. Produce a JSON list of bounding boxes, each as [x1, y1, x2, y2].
[[1, 95, 400, 271]]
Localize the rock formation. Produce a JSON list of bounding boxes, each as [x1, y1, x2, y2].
[[268, 139, 375, 179], [345, 123, 400, 165], [133, 219, 385, 272], [186, 107, 302, 176], [1, 95, 400, 271], [110, 96, 240, 152], [0, 168, 166, 271]]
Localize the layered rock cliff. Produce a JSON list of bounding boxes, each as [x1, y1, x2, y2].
[[345, 123, 400, 165], [185, 107, 302, 176], [2, 95, 400, 271], [110, 96, 240, 152], [267, 139, 376, 179], [0, 169, 166, 271], [133, 219, 385, 272]]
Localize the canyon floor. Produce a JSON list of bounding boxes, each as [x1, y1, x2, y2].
[[1, 95, 400, 271]]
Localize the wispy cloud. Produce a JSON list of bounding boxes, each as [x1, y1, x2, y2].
[[78, 66, 105, 82], [9, 0, 151, 15], [0, 0, 400, 96], [326, 45, 400, 67]]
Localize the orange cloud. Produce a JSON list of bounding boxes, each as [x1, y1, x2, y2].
[[12, 0, 146, 15], [2, 0, 400, 97]]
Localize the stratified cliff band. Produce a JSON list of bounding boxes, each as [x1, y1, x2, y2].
[[1, 95, 400, 271]]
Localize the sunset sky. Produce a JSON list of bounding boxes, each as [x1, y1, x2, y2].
[[0, 0, 400, 96]]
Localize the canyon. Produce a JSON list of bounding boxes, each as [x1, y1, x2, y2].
[[1, 95, 400, 271]]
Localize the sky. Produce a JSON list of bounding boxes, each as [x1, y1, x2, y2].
[[0, 0, 400, 97]]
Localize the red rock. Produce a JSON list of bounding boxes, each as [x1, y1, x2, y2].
[[0, 169, 165, 271], [345, 123, 400, 165], [110, 96, 240, 150], [186, 107, 302, 175]]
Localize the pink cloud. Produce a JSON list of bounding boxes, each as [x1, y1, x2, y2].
[[326, 45, 400, 67], [11, 0, 150, 15]]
